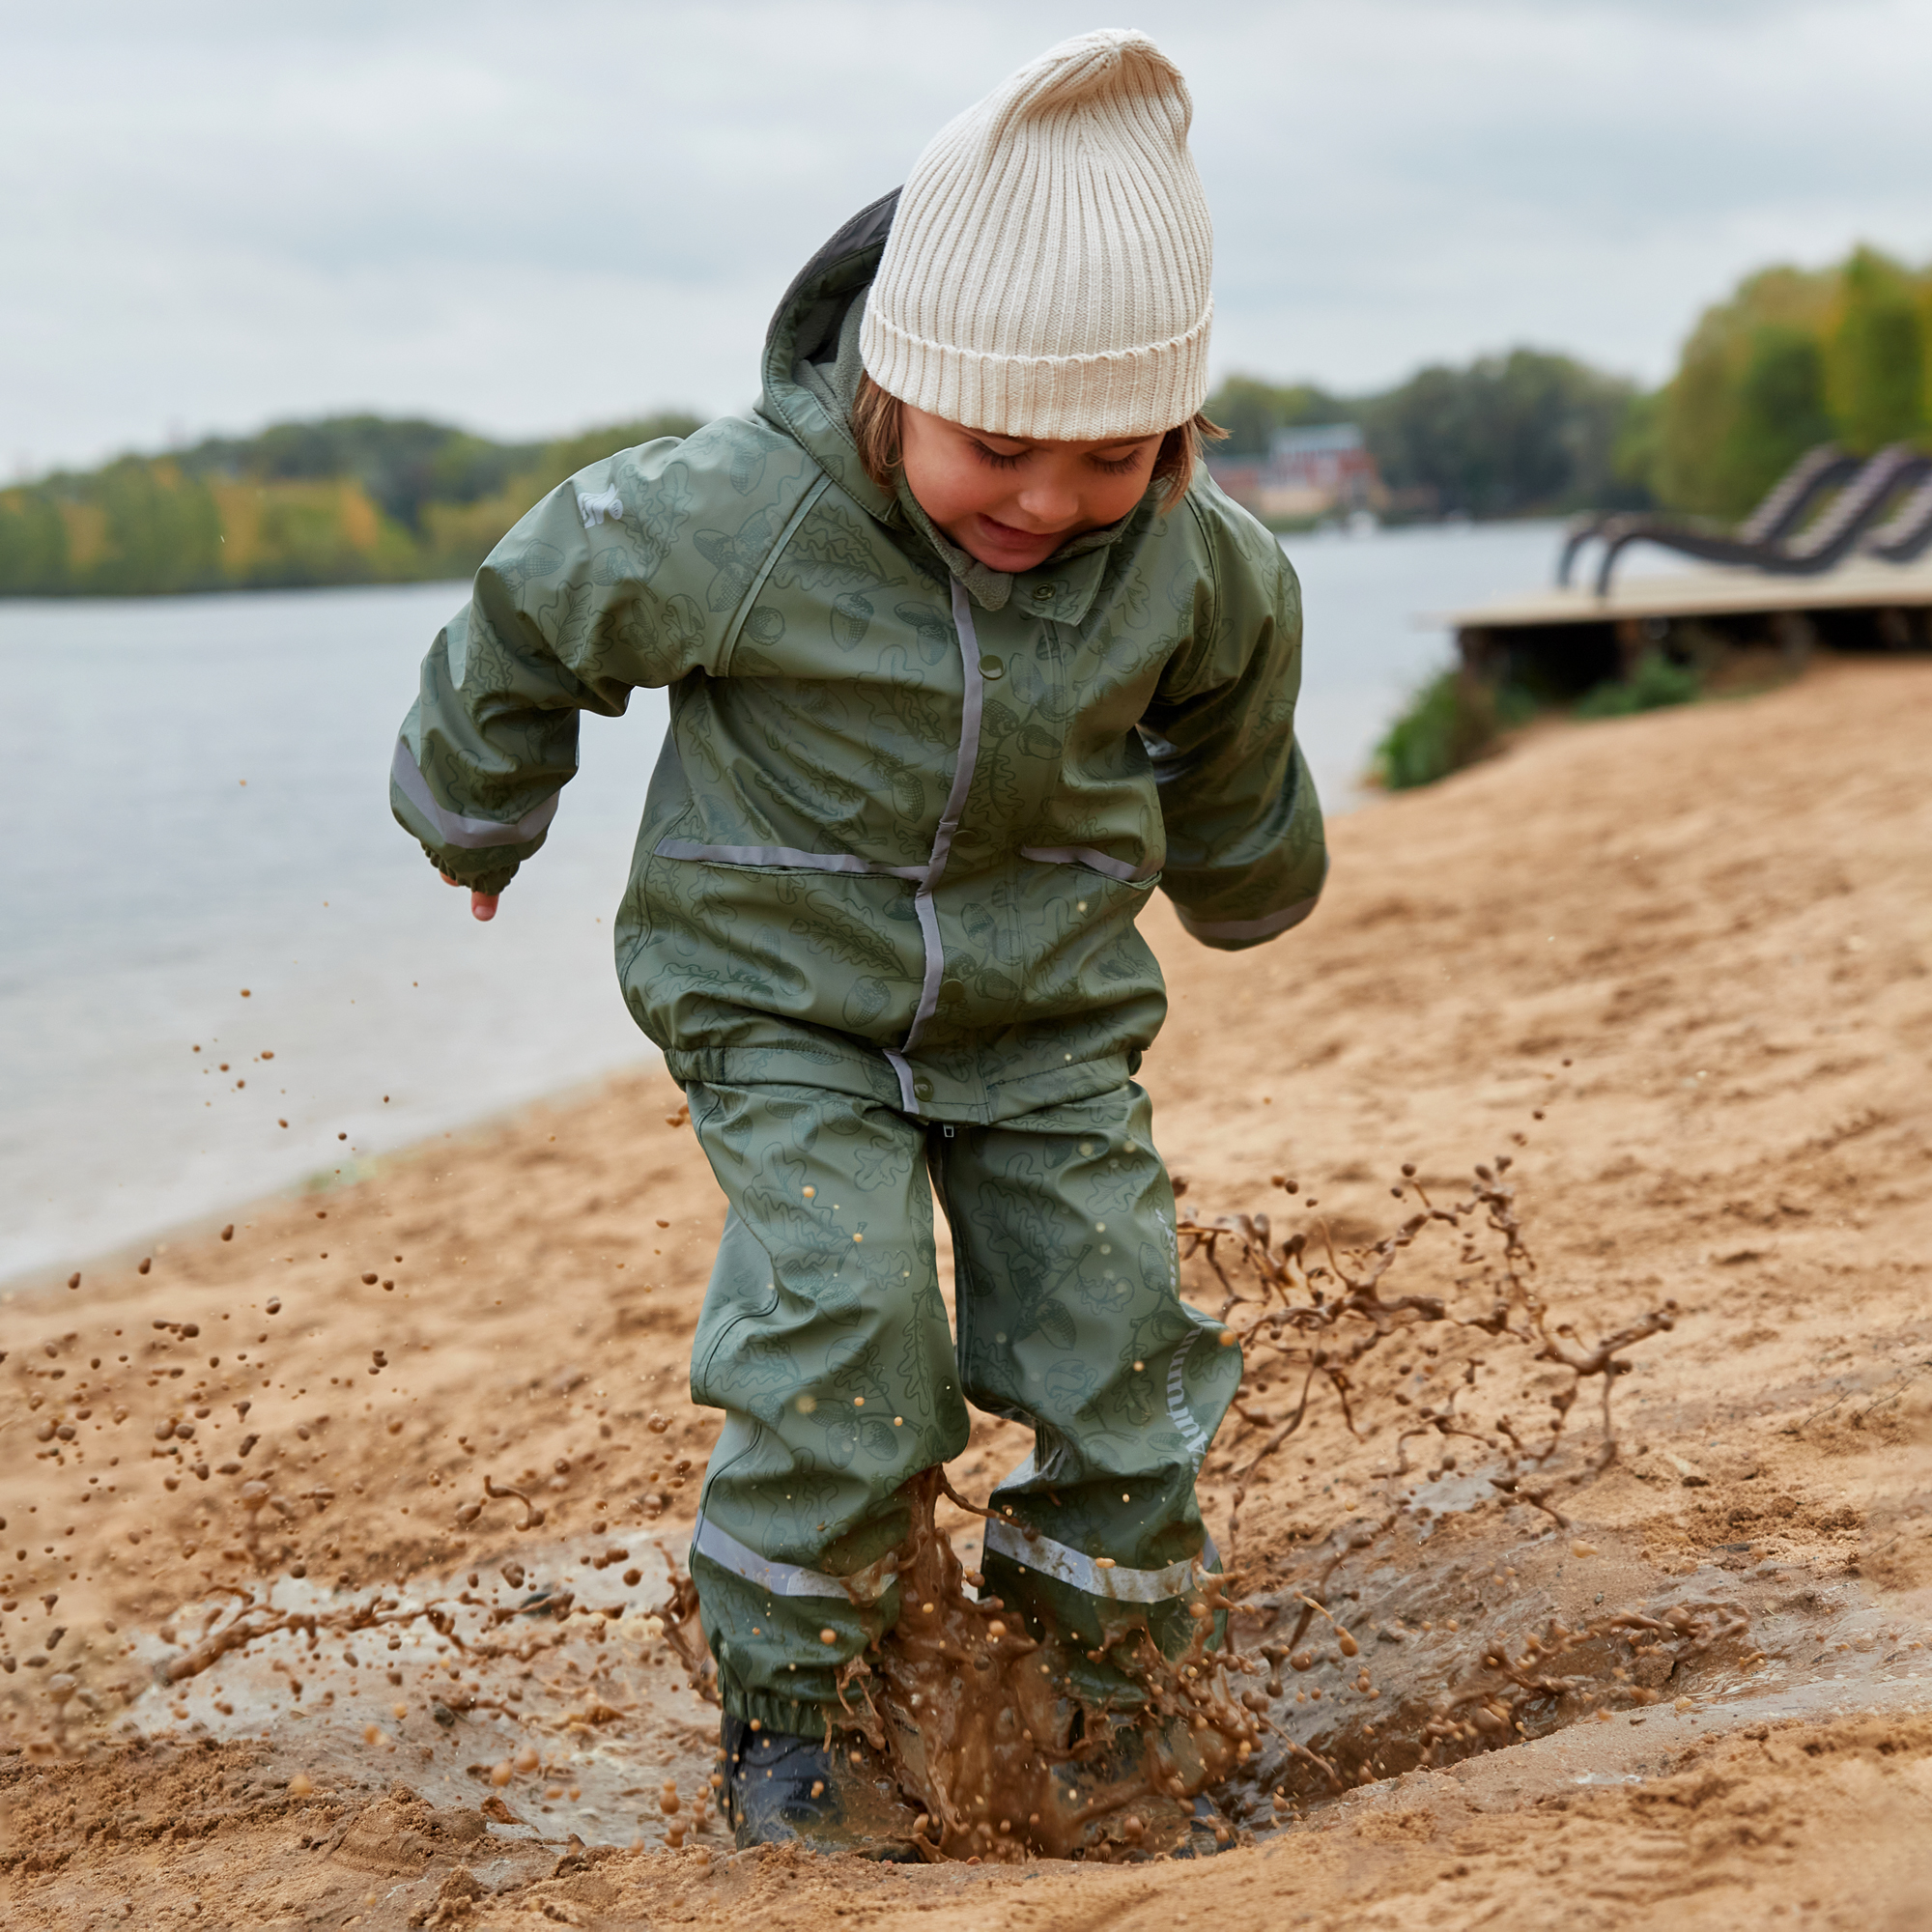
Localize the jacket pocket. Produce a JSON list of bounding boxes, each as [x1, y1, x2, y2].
[[655, 837, 924, 881], [1018, 844, 1161, 888]]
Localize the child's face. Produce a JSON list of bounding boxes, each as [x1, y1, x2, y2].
[[898, 405, 1163, 575]]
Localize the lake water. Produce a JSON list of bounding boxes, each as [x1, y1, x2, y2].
[[0, 518, 1569, 1282]]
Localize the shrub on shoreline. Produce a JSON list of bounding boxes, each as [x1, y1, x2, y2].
[[1374, 652, 1703, 791]]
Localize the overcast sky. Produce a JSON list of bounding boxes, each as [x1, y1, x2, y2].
[[5, 0, 1930, 473]]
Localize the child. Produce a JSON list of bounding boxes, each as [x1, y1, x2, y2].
[[392, 28, 1325, 1857]]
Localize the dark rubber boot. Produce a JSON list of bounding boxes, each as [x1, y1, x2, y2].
[[1061, 1714, 1238, 1859], [719, 1716, 922, 1859]]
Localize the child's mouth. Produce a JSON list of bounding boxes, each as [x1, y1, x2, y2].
[[971, 514, 1065, 561]]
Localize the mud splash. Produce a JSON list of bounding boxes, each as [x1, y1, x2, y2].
[[649, 1468, 1274, 1861]]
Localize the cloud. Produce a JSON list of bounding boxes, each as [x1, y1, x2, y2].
[[4, 0, 1929, 470]]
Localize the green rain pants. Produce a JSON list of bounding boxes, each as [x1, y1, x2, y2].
[[682, 1078, 1239, 1738]]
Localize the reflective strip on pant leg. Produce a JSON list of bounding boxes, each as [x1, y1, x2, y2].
[[392, 738, 561, 849], [1166, 1332, 1211, 1465], [983, 1515, 1211, 1605], [691, 1511, 895, 1604]]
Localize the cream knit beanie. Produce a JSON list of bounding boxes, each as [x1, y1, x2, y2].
[[861, 28, 1213, 442]]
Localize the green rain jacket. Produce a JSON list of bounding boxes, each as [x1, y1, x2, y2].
[[391, 194, 1327, 1124]]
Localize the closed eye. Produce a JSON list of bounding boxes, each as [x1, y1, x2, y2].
[[970, 440, 1028, 470], [1091, 449, 1150, 475]]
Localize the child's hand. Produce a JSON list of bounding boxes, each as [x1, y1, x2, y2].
[[440, 872, 500, 922]]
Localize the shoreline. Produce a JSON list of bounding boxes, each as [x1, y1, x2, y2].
[[0, 1056, 666, 1304]]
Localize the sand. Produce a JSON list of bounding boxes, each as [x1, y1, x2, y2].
[[2, 655, 1929, 1928]]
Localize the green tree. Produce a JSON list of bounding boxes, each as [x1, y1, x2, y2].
[[1718, 325, 1833, 507], [529, 412, 705, 496], [1646, 251, 1932, 515], [1826, 245, 1926, 453], [185, 415, 543, 533], [1651, 264, 1839, 515], [1200, 377, 1346, 458], [82, 460, 224, 595], [1358, 350, 1643, 518], [0, 488, 71, 595]]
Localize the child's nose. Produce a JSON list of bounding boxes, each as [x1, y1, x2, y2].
[[1014, 480, 1080, 527]]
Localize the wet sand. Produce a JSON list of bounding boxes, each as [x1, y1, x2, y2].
[[3, 656, 1930, 1928]]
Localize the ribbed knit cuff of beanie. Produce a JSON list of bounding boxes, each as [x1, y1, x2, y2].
[[859, 29, 1214, 444]]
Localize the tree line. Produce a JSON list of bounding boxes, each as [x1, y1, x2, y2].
[[1209, 244, 1930, 525], [3, 242, 1927, 596], [0, 412, 700, 599]]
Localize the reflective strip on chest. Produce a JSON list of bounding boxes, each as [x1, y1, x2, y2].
[[896, 580, 987, 1056]]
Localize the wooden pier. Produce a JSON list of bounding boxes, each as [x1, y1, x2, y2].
[[1450, 554, 1932, 694]]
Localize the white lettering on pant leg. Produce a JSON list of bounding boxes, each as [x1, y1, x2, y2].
[[1166, 1333, 1210, 1465]]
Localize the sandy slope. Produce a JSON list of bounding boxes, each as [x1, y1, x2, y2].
[[2, 657, 1929, 1928]]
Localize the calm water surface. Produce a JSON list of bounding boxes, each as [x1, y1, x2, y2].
[[0, 520, 1567, 1280]]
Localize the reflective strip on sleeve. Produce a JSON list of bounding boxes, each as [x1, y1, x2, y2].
[[1019, 845, 1156, 884], [1173, 895, 1321, 943], [983, 1516, 1217, 1605], [655, 838, 923, 880], [690, 1511, 897, 1604], [391, 739, 560, 851]]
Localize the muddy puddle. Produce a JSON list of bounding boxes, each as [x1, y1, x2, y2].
[[91, 1531, 728, 1850]]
